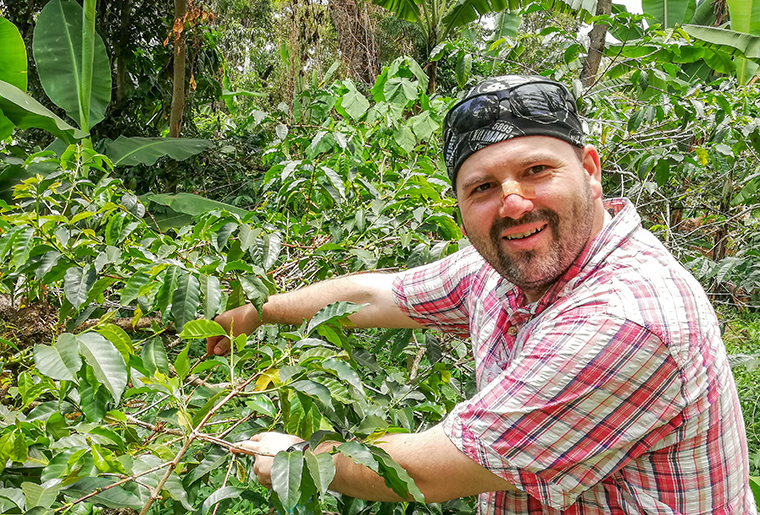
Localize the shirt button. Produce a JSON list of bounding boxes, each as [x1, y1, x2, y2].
[[507, 326, 518, 336]]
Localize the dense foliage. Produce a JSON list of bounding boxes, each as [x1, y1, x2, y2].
[[0, 0, 759, 513]]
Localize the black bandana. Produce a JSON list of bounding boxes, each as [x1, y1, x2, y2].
[[443, 75, 585, 189]]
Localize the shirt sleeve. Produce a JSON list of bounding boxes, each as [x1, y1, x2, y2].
[[442, 313, 687, 510], [392, 246, 485, 337]]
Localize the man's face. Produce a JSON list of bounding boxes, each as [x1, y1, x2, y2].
[[455, 136, 604, 301]]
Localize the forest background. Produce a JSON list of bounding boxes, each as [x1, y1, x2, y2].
[[0, 0, 758, 513]]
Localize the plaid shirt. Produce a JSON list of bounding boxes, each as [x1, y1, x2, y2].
[[393, 199, 755, 514]]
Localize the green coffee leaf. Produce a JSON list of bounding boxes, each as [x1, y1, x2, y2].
[[304, 450, 336, 496], [120, 266, 152, 305], [63, 265, 96, 310], [307, 301, 365, 333], [178, 319, 227, 339], [33, 333, 81, 382], [322, 357, 365, 395], [10, 226, 33, 269], [155, 265, 181, 320], [194, 486, 246, 515], [78, 332, 127, 404], [271, 451, 309, 513], [171, 272, 200, 331], [175, 344, 190, 381], [200, 274, 222, 319], [21, 481, 60, 510], [289, 379, 332, 406], [95, 323, 132, 362], [142, 337, 170, 376]]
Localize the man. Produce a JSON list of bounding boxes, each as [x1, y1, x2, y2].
[[207, 76, 756, 513]]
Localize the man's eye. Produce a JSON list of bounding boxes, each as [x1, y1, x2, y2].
[[527, 165, 548, 175], [472, 183, 492, 193]]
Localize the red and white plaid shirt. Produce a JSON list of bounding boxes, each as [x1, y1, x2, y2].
[[393, 199, 755, 514]]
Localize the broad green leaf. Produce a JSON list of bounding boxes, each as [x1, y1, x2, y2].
[[368, 445, 425, 502], [271, 451, 307, 512], [238, 224, 261, 251], [409, 111, 440, 141], [372, 0, 420, 21], [10, 226, 33, 269], [384, 77, 418, 105], [304, 450, 336, 496], [95, 323, 133, 362], [200, 274, 222, 319], [289, 379, 333, 406], [7, 431, 27, 462], [175, 344, 190, 381], [194, 486, 247, 515], [106, 136, 214, 166], [63, 477, 142, 510], [0, 80, 86, 143], [91, 444, 125, 474], [78, 332, 128, 404], [239, 274, 269, 315], [393, 125, 416, 153], [683, 25, 760, 60], [21, 481, 60, 510], [80, 369, 109, 421], [456, 53, 473, 88], [171, 272, 200, 331], [105, 211, 126, 246], [336, 442, 424, 502], [341, 82, 370, 120], [178, 319, 227, 339], [155, 265, 181, 320], [63, 265, 96, 310], [34, 333, 81, 382], [307, 301, 365, 333], [33, 0, 111, 129], [120, 267, 152, 305], [643, 0, 695, 26], [246, 395, 277, 418], [322, 357, 365, 394], [726, 0, 760, 36], [144, 192, 249, 219], [215, 222, 237, 250], [0, 17, 27, 91], [336, 441, 380, 474], [322, 166, 346, 199], [441, 0, 510, 35], [142, 337, 170, 376], [0, 487, 25, 512], [489, 11, 521, 44]]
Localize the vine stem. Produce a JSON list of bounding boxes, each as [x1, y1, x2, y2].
[[137, 369, 266, 515]]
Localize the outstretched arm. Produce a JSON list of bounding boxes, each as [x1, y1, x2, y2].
[[207, 272, 423, 355], [238, 425, 515, 502]]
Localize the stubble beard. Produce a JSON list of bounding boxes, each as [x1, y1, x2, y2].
[[468, 184, 595, 296]]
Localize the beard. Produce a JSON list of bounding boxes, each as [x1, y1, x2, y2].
[[466, 182, 595, 297]]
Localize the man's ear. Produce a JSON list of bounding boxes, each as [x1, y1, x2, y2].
[[582, 145, 603, 200]]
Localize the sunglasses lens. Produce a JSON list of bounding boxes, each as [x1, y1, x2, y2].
[[510, 84, 570, 123], [447, 95, 500, 134]]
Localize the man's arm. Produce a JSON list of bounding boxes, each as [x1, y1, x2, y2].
[[238, 425, 515, 502], [207, 272, 423, 355]]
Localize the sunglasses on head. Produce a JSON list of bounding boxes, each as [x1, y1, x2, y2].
[[443, 81, 578, 136]]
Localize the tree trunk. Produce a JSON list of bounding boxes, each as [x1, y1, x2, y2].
[[580, 0, 612, 88], [169, 0, 187, 138], [115, 0, 131, 107]]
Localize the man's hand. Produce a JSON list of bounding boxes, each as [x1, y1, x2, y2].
[[234, 432, 304, 488], [206, 303, 262, 356]]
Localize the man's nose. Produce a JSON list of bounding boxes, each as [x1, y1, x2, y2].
[[498, 180, 534, 219]]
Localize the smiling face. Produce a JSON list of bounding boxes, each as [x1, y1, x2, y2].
[[456, 136, 605, 302]]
